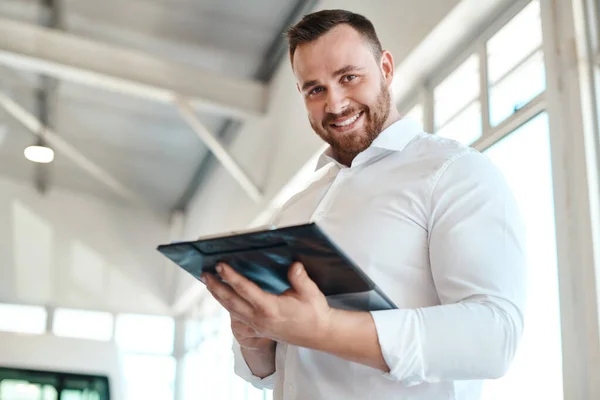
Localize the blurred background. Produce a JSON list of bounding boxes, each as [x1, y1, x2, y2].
[[0, 0, 599, 399]]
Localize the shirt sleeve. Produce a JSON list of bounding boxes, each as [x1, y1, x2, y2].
[[370, 150, 527, 386], [232, 339, 277, 390]]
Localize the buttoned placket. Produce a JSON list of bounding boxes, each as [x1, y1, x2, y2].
[[310, 164, 350, 222]]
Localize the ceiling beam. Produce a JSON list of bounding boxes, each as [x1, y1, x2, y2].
[[33, 0, 64, 195], [175, 96, 262, 203], [0, 17, 268, 119]]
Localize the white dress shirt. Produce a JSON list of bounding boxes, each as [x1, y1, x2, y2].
[[232, 118, 527, 399]]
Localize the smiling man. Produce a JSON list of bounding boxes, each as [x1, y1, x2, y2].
[[202, 9, 527, 400]]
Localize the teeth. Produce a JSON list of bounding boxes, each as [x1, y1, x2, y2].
[[333, 113, 361, 127]]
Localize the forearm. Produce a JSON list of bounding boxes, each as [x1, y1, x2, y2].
[[371, 297, 523, 383], [240, 342, 277, 378], [309, 309, 389, 372]]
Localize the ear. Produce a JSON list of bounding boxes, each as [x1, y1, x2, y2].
[[380, 50, 395, 86]]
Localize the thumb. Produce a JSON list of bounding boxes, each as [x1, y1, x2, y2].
[[288, 262, 321, 298]]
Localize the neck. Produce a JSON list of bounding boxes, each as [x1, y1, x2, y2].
[[335, 150, 356, 168]]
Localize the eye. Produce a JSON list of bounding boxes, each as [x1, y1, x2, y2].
[[342, 74, 357, 83], [309, 86, 325, 96]]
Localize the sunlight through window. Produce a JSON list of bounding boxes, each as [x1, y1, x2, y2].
[[0, 303, 47, 334], [481, 113, 563, 400], [115, 314, 174, 355], [53, 308, 114, 341], [487, 0, 544, 126]]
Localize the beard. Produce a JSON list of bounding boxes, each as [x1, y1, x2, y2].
[[310, 79, 391, 160]]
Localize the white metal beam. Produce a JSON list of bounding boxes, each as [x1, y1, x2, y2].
[[0, 17, 268, 119], [175, 96, 263, 203], [0, 90, 147, 208]]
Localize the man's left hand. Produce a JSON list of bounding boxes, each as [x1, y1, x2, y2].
[[202, 262, 333, 348]]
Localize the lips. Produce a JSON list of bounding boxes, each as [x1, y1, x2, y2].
[[331, 112, 361, 127], [327, 111, 365, 132]]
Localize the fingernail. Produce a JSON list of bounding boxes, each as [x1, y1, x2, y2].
[[295, 263, 303, 276], [216, 264, 223, 274]]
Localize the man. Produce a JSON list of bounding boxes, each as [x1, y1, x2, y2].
[[201, 9, 526, 400]]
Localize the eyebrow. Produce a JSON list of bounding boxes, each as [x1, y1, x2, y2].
[[300, 65, 365, 92]]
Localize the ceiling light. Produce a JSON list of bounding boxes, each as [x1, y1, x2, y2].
[[24, 144, 54, 163]]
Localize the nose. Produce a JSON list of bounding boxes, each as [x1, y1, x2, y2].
[[325, 87, 349, 115]]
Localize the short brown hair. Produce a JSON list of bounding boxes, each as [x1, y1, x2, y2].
[[285, 9, 383, 66]]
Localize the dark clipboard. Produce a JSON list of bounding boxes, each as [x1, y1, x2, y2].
[[157, 222, 397, 311]]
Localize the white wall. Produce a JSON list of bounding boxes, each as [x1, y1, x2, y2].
[[0, 175, 173, 315]]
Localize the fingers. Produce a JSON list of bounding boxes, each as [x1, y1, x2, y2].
[[203, 273, 254, 320], [215, 263, 273, 311], [288, 262, 321, 298]]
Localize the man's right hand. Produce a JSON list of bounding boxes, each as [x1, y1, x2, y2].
[[232, 316, 277, 378]]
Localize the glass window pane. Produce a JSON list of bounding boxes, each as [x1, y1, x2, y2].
[[61, 389, 84, 400], [0, 303, 46, 334], [487, 0, 542, 84], [487, 0, 544, 127], [481, 113, 563, 399], [44, 385, 58, 400], [489, 50, 546, 126], [247, 384, 266, 400], [0, 382, 58, 400], [402, 103, 424, 127], [435, 101, 482, 146], [53, 308, 114, 341], [121, 354, 175, 400], [434, 54, 480, 129], [1, 380, 42, 400], [115, 314, 174, 355]]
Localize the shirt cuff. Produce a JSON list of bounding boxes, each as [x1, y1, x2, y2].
[[232, 339, 276, 390], [370, 309, 427, 386]]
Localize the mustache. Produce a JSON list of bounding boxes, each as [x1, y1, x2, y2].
[[323, 107, 366, 126]]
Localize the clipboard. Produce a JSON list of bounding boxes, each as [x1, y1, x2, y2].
[[157, 222, 396, 311]]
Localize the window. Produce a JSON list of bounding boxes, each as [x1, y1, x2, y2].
[[0, 303, 46, 334], [0, 367, 109, 400], [0, 380, 56, 400], [53, 308, 113, 341], [488, 50, 545, 126], [115, 314, 175, 399], [481, 113, 563, 399], [121, 354, 176, 400], [487, 0, 544, 126], [434, 54, 482, 145], [182, 335, 231, 399], [115, 314, 174, 355], [435, 101, 482, 146]]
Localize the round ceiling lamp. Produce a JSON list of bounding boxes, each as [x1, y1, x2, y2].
[[24, 144, 54, 163]]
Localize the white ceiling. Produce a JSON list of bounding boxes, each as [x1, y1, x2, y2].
[[0, 0, 303, 213]]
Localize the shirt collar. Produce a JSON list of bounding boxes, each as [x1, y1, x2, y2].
[[315, 118, 423, 170]]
